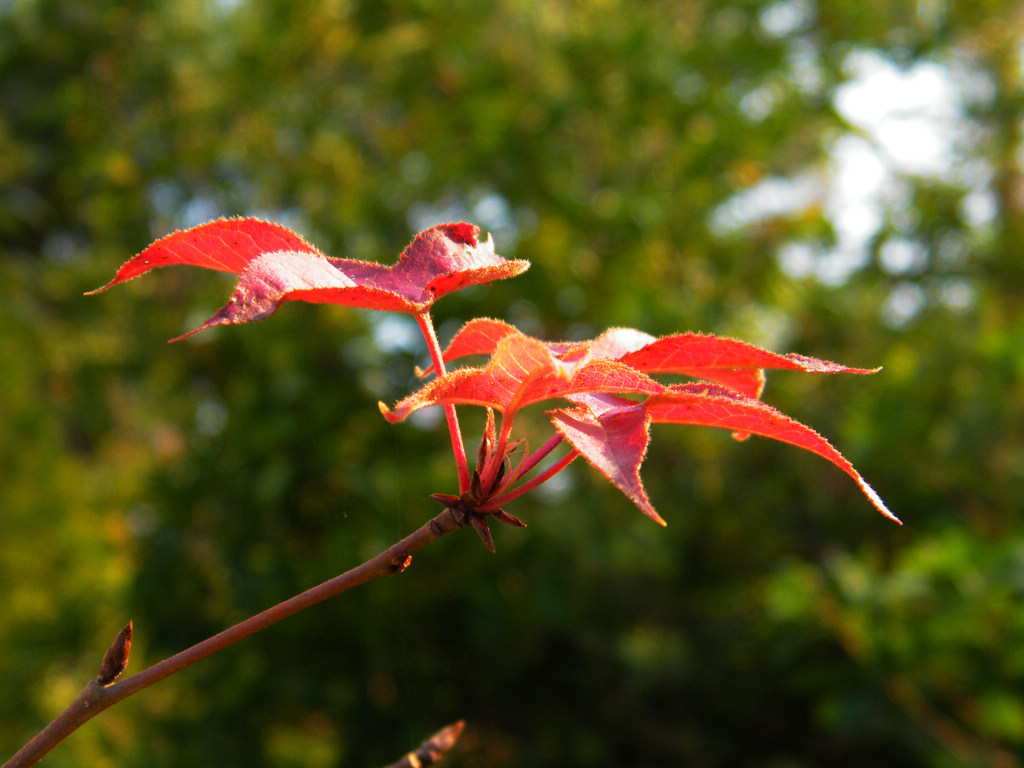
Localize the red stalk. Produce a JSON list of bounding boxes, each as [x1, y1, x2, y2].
[[415, 312, 471, 493], [483, 448, 580, 509]]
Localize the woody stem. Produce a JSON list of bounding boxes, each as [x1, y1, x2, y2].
[[415, 312, 471, 494], [3, 508, 468, 768]]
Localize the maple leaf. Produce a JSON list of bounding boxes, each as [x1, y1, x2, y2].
[[551, 388, 900, 526], [380, 328, 665, 422], [385, 325, 897, 525], [423, 318, 877, 399], [89, 218, 529, 339]]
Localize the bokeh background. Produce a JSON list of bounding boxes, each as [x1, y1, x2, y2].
[[3, 1, 1024, 766]]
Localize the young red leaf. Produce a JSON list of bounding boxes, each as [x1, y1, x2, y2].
[[87, 217, 323, 288], [616, 333, 879, 399], [549, 396, 664, 525], [90, 219, 529, 339], [552, 386, 900, 525], [645, 383, 898, 522], [323, 223, 529, 312], [380, 330, 665, 422], [429, 320, 639, 372], [558, 329, 878, 399], [382, 332, 562, 421], [425, 322, 877, 399], [418, 317, 577, 378], [418, 318, 521, 377], [612, 332, 879, 440]]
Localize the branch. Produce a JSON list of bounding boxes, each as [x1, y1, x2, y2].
[[3, 508, 468, 768], [383, 721, 466, 768]]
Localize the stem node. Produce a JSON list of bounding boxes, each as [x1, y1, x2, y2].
[[390, 554, 413, 573]]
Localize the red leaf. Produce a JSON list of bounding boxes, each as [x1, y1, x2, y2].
[[549, 397, 664, 525], [90, 219, 529, 339], [616, 333, 879, 398], [418, 318, 520, 377], [552, 386, 899, 525], [87, 218, 323, 288], [323, 223, 528, 312], [426, 322, 877, 398], [419, 317, 575, 377], [432, 321, 645, 370], [380, 330, 664, 422], [387, 321, 894, 523]]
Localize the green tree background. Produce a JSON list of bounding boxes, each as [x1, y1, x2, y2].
[[3, 1, 1023, 765]]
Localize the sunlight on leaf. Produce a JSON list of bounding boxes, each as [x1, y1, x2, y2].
[[392, 324, 896, 525], [90, 219, 529, 339]]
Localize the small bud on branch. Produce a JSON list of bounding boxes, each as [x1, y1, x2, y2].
[[384, 720, 465, 768], [96, 621, 133, 686]]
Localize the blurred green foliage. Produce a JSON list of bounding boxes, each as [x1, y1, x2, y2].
[[3, 0, 1024, 766]]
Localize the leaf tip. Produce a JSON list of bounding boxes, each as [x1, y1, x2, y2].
[[878, 501, 902, 526], [648, 509, 668, 526], [377, 401, 404, 423], [167, 327, 202, 343], [857, 476, 901, 525], [491, 508, 527, 528]]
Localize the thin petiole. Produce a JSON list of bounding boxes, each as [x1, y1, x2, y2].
[[509, 432, 564, 483], [415, 312, 471, 494], [482, 447, 579, 510]]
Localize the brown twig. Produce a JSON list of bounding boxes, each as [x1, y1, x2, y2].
[[383, 721, 466, 768], [3, 508, 467, 768]]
